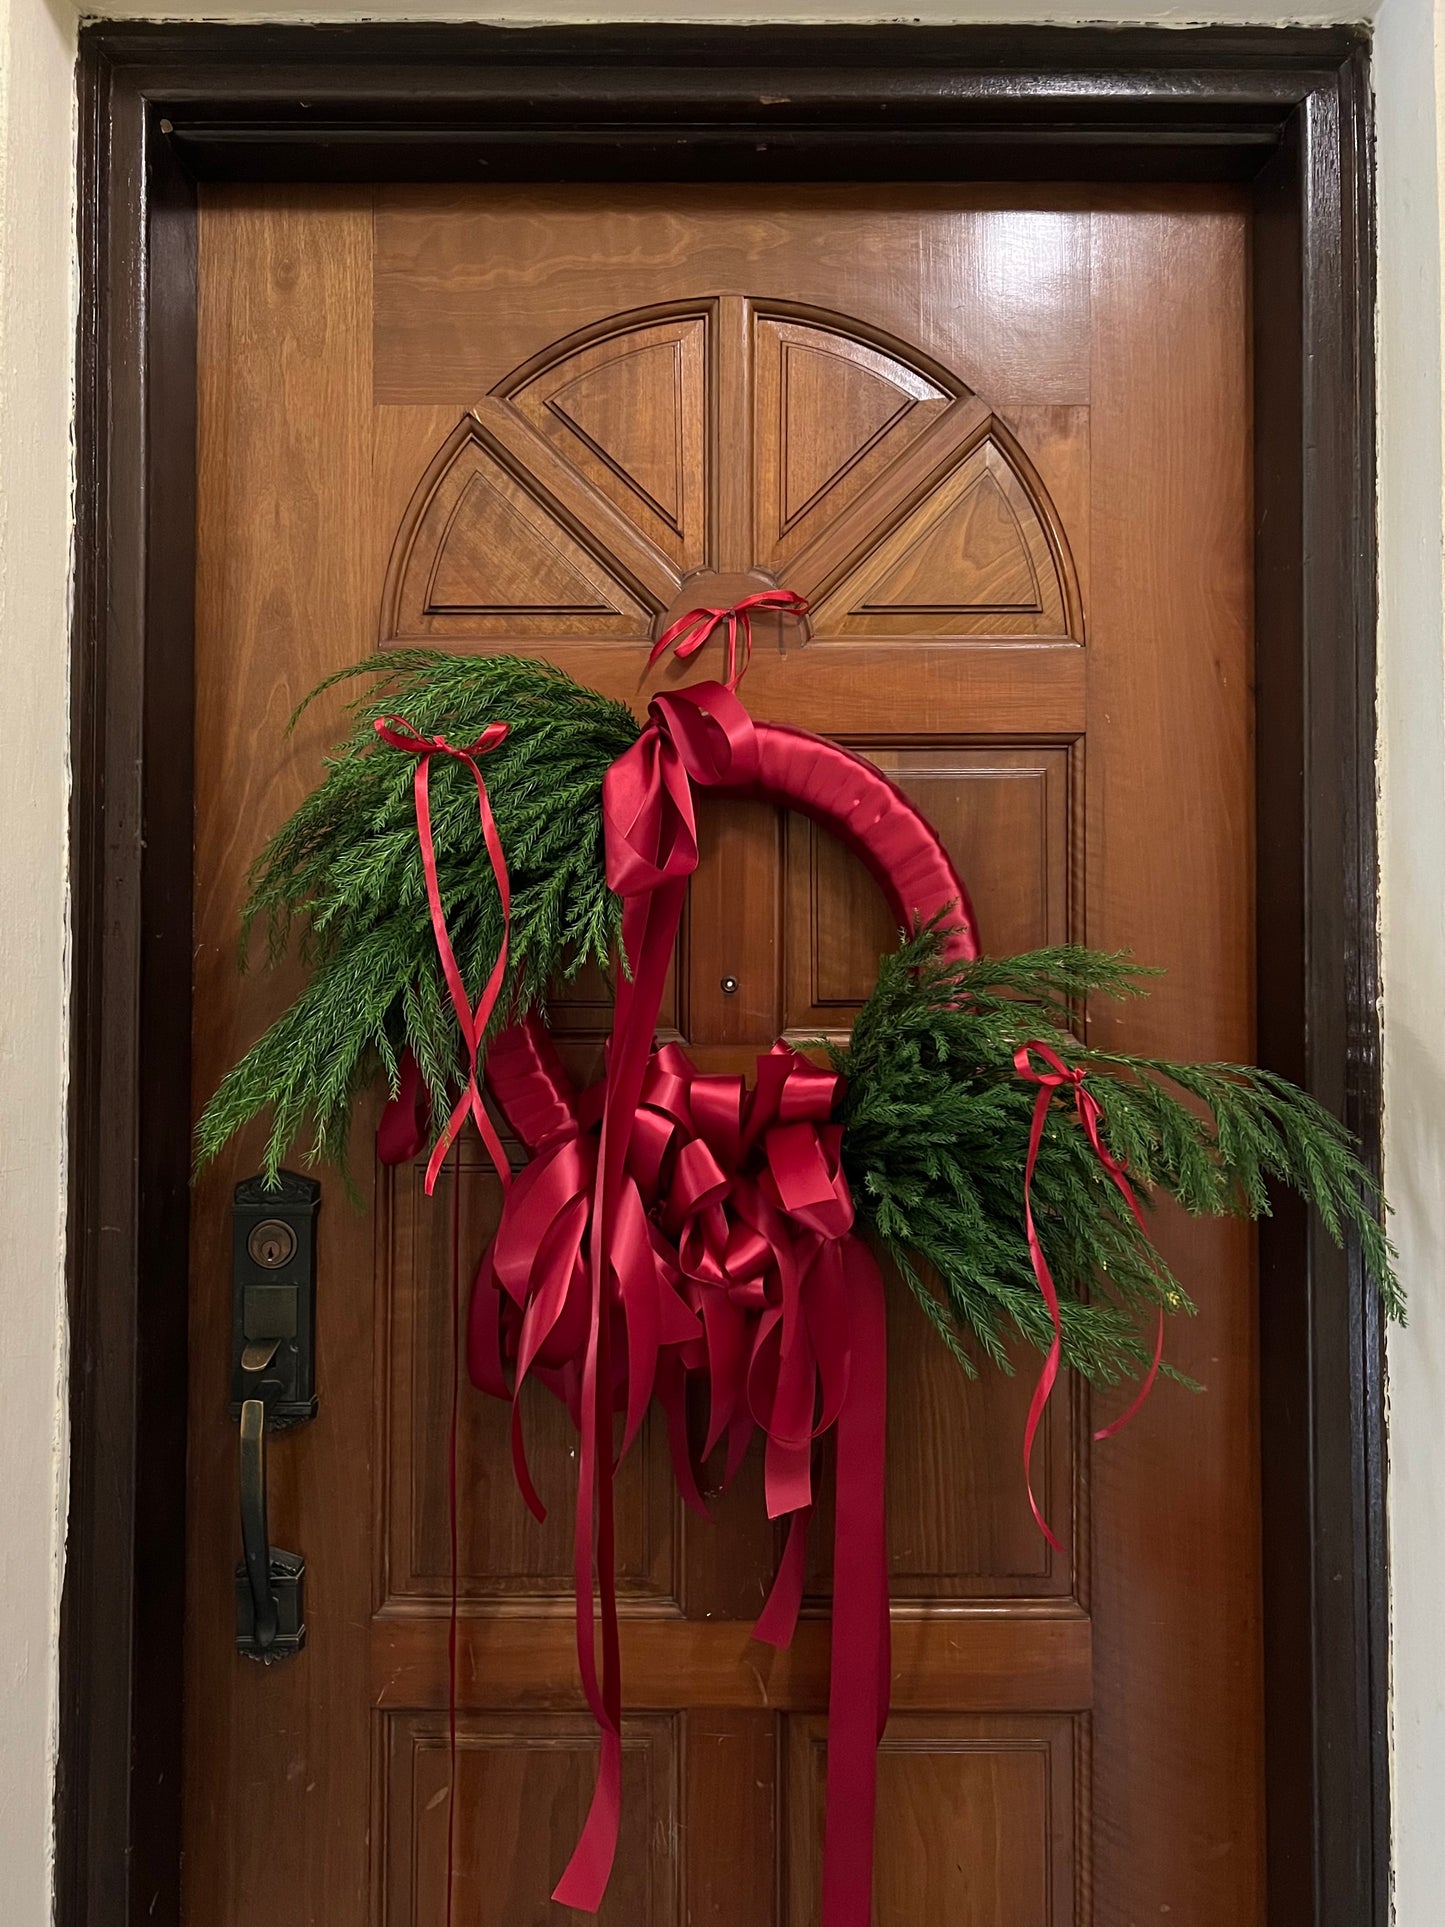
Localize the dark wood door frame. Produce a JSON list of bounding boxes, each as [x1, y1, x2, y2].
[[62, 23, 1383, 1927]]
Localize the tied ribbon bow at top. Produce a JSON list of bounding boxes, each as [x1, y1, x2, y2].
[[1013, 1040, 1164, 1550], [649, 587, 810, 689], [373, 716, 513, 1196]]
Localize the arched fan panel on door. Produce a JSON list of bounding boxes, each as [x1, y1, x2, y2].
[[378, 297, 1083, 652]]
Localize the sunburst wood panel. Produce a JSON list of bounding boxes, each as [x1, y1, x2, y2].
[[381, 293, 1081, 653]]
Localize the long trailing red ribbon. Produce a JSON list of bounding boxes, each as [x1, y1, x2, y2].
[[506, 673, 888, 1926], [373, 715, 514, 1198], [373, 713, 515, 1927], [1013, 1040, 1165, 1551], [648, 587, 810, 689], [556, 678, 755, 1910]]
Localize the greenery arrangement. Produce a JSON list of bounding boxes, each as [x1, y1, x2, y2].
[[830, 923, 1401, 1387], [197, 649, 1401, 1391], [196, 652, 637, 1175]]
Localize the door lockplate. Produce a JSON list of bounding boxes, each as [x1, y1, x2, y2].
[[231, 1172, 320, 1429], [232, 1171, 320, 1661]]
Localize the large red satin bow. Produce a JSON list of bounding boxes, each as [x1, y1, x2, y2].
[[1013, 1040, 1164, 1550], [648, 587, 810, 689], [373, 716, 513, 1195], [472, 1041, 857, 1517]]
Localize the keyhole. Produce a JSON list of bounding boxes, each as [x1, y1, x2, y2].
[[248, 1219, 297, 1269]]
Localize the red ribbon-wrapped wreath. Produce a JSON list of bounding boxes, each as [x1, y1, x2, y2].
[[376, 597, 1157, 1924]]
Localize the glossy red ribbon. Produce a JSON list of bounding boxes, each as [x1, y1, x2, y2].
[[468, 1034, 888, 1927], [373, 716, 513, 1197], [1013, 1040, 1165, 1551], [558, 679, 757, 1910], [648, 587, 810, 689], [465, 673, 891, 1924], [373, 714, 515, 1927]]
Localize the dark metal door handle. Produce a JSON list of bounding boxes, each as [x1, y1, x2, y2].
[[238, 1397, 280, 1651]]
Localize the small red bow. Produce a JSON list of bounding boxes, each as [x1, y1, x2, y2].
[[1013, 1041, 1164, 1550], [649, 587, 810, 689], [373, 716, 513, 1195]]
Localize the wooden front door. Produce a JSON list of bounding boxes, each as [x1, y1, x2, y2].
[[187, 182, 1256, 1925]]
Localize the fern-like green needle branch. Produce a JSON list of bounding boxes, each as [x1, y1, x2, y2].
[[195, 651, 640, 1176], [828, 922, 1401, 1389]]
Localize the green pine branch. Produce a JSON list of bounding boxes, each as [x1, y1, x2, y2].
[[195, 651, 640, 1178], [827, 918, 1401, 1389]]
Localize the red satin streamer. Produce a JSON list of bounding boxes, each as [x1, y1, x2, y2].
[[445, 1141, 463, 1927], [373, 714, 516, 1927], [373, 716, 514, 1198], [648, 587, 810, 689], [553, 682, 750, 1910], [554, 678, 897, 1924], [1013, 1041, 1165, 1551]]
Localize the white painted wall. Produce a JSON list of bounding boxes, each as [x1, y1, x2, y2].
[[1374, 3, 1445, 1920], [0, 0, 76, 1921], [2, 1, 1441, 1922]]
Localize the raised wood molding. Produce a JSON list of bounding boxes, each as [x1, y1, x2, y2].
[[65, 25, 1382, 1927]]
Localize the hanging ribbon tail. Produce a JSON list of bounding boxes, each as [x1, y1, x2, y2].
[[551, 1729, 624, 1913], [372, 714, 514, 1197], [1093, 1305, 1166, 1442], [753, 1505, 811, 1650], [819, 1238, 890, 1927], [553, 1137, 625, 1913], [1013, 1039, 1165, 1551], [1015, 1048, 1073, 1555], [657, 1350, 711, 1521], [557, 678, 763, 1905]]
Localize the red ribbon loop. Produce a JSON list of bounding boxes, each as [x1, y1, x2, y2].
[[1013, 1041, 1165, 1551], [648, 588, 810, 689], [374, 715, 514, 1197]]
